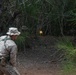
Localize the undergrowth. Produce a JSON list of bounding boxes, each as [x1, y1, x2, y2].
[[57, 36, 76, 75]]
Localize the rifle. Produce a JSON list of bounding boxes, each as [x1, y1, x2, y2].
[[5, 65, 20, 75]]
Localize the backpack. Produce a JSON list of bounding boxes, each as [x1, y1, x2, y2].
[[0, 35, 10, 66]]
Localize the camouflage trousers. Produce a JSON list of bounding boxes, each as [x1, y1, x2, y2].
[[0, 64, 10, 75], [0, 64, 20, 75]]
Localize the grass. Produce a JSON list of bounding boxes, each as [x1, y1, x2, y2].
[[57, 36, 76, 61], [56, 36, 76, 75], [60, 61, 76, 75]]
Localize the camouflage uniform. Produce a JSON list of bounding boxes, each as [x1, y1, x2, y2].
[[0, 35, 20, 75]]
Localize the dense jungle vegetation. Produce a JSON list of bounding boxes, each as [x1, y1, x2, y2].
[[0, 0, 76, 73], [0, 0, 76, 36]]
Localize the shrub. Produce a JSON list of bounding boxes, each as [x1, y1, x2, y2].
[[57, 36, 76, 63]]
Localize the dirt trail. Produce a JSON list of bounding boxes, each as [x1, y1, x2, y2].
[[17, 53, 61, 75], [17, 36, 62, 75]]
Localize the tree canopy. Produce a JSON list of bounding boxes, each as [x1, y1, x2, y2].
[[0, 0, 76, 36]]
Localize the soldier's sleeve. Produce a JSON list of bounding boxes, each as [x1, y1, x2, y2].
[[10, 45, 17, 67]]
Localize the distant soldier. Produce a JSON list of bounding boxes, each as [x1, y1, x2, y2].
[[0, 27, 21, 75]]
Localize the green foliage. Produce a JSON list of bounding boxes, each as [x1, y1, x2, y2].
[[15, 35, 25, 45], [61, 61, 76, 75], [57, 37, 76, 75], [57, 37, 76, 62], [15, 35, 25, 51], [0, 0, 76, 35], [15, 31, 30, 51]]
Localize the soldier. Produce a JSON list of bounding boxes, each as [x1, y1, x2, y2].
[[0, 27, 21, 75]]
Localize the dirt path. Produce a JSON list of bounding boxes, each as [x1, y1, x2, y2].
[[17, 51, 62, 75], [17, 52, 61, 75], [17, 36, 62, 75]]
